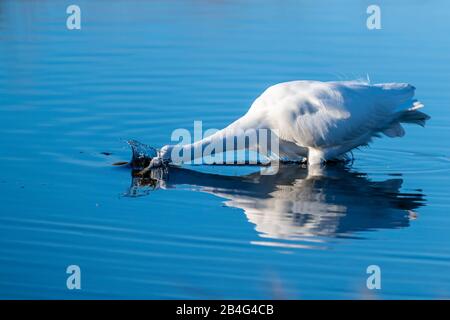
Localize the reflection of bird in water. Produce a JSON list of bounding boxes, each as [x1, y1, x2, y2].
[[123, 159, 426, 245]]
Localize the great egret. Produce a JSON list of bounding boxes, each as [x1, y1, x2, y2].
[[141, 80, 429, 171]]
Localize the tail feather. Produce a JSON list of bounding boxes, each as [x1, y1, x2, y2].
[[383, 99, 430, 138], [397, 100, 430, 127]]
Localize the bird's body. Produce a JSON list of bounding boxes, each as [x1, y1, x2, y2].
[[154, 80, 429, 168]]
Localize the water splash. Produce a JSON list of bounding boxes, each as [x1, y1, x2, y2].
[[126, 139, 158, 170]]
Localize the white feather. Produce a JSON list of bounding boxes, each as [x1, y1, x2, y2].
[[160, 80, 429, 166]]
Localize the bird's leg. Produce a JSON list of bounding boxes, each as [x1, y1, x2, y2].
[[307, 148, 326, 166]]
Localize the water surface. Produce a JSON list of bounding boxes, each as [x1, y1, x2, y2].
[[0, 0, 449, 299]]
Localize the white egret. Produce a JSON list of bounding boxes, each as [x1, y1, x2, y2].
[[144, 80, 429, 170]]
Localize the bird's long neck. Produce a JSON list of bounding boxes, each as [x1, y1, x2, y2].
[[162, 113, 271, 164]]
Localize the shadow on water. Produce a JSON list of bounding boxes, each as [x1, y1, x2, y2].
[[120, 158, 426, 247]]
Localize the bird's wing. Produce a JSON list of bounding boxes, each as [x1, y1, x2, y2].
[[318, 82, 416, 146], [253, 81, 415, 148]]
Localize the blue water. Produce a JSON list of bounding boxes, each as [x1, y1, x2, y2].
[[1, 0, 449, 299]]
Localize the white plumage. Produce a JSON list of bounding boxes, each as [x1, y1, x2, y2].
[[156, 80, 429, 167]]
